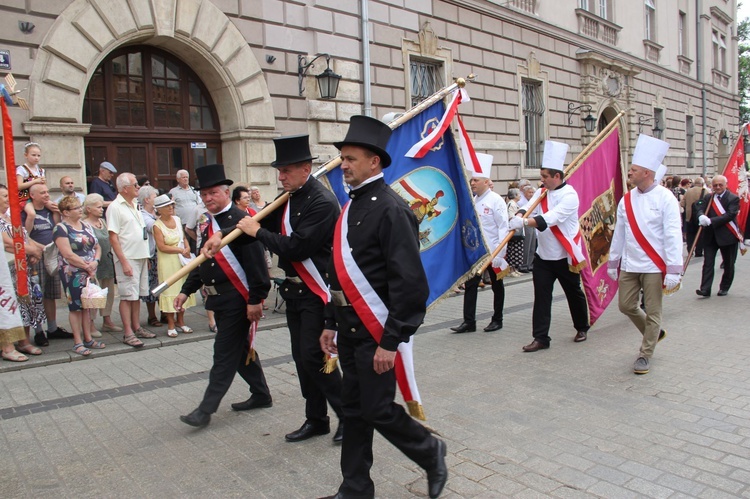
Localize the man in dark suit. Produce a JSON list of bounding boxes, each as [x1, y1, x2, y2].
[[174, 164, 272, 427], [319, 116, 447, 499], [235, 135, 344, 444], [695, 174, 742, 297]]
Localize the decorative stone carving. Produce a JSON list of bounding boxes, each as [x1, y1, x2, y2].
[[418, 22, 437, 56]]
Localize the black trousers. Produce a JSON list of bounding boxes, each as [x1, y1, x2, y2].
[[699, 239, 738, 293], [199, 294, 270, 414], [462, 272, 504, 325], [531, 255, 590, 346], [685, 221, 704, 256], [285, 293, 343, 424], [337, 333, 438, 498]]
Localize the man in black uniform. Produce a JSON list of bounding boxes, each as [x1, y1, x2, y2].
[[174, 164, 272, 427], [319, 116, 448, 499], [235, 135, 344, 444]]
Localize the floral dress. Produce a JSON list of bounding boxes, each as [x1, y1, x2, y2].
[[0, 216, 46, 328], [52, 222, 98, 312]]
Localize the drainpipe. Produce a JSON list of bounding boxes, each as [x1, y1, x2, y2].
[[697, 0, 707, 177], [361, 0, 372, 117]]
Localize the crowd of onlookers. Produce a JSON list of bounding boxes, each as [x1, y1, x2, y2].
[[0, 142, 270, 362]]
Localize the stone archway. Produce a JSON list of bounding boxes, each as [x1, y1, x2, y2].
[[23, 0, 276, 191]]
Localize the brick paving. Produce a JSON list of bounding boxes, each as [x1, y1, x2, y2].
[[1, 255, 750, 498]]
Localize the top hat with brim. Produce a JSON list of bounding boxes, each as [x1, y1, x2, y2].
[[271, 135, 318, 167], [333, 115, 392, 168], [196, 164, 234, 190], [154, 194, 175, 209]]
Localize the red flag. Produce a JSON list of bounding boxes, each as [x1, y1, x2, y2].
[[721, 124, 749, 239], [566, 128, 624, 325], [1, 99, 29, 298]]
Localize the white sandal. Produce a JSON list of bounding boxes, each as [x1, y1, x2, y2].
[[167, 329, 178, 338], [178, 325, 193, 334]]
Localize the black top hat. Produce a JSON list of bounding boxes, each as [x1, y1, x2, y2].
[[333, 115, 392, 168], [195, 164, 234, 190], [271, 135, 318, 167]]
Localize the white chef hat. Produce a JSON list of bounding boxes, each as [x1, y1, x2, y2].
[[654, 164, 668, 183], [632, 134, 670, 172], [541, 141, 569, 171], [469, 153, 493, 179]]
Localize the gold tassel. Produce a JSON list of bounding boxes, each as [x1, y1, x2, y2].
[[663, 283, 681, 296], [406, 400, 427, 421], [568, 260, 589, 274], [245, 347, 256, 366], [494, 267, 511, 280], [321, 354, 338, 374]]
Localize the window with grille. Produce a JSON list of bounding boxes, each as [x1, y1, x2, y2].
[[645, 0, 656, 41], [522, 80, 545, 168], [410, 59, 444, 107]]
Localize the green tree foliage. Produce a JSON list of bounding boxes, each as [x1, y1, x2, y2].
[[739, 15, 750, 122]]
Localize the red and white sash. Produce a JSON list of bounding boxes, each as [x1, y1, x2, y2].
[[281, 203, 331, 304], [208, 214, 258, 361], [710, 196, 743, 241], [332, 201, 425, 420], [540, 190, 587, 272], [208, 216, 249, 301], [623, 191, 666, 277]]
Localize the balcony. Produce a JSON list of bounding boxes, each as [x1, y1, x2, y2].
[[507, 0, 537, 14], [712, 68, 730, 88], [643, 39, 663, 63], [575, 9, 621, 46]]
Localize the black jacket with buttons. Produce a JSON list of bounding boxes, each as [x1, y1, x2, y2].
[[255, 176, 339, 286], [326, 178, 429, 352], [180, 204, 270, 308]]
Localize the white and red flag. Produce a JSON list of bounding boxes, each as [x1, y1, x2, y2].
[[721, 123, 749, 246]]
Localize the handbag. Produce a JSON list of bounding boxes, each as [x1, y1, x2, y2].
[[43, 242, 59, 276], [177, 229, 196, 266], [43, 223, 67, 276], [81, 277, 107, 309]]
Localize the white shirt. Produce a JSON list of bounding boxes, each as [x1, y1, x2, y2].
[[474, 189, 509, 256], [55, 192, 86, 205], [106, 194, 150, 261], [169, 185, 202, 223], [526, 183, 580, 261], [609, 184, 683, 274]]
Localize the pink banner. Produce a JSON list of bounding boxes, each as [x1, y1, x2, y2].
[[566, 129, 623, 325]]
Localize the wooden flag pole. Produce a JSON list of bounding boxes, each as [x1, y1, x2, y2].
[[151, 74, 477, 296], [477, 110, 626, 276]]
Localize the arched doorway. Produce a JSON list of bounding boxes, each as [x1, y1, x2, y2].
[[83, 46, 221, 192]]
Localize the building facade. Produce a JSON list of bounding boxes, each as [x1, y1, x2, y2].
[[0, 0, 741, 197]]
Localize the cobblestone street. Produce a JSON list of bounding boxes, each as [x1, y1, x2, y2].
[[1, 255, 750, 498]]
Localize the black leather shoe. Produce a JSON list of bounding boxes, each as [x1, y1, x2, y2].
[[34, 332, 49, 347], [718, 289, 728, 296], [483, 321, 503, 332], [285, 421, 330, 442], [180, 408, 211, 428], [574, 331, 587, 342], [332, 421, 344, 444], [695, 289, 711, 297], [317, 494, 345, 499], [426, 439, 448, 498], [47, 327, 73, 340], [231, 396, 273, 411], [522, 340, 549, 352], [450, 322, 476, 333]]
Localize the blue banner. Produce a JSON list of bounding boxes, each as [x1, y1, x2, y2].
[[325, 102, 487, 307]]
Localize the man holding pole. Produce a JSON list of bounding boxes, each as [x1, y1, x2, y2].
[[450, 153, 507, 334], [319, 116, 447, 499], [607, 135, 681, 375], [510, 141, 590, 352], [174, 164, 271, 427], [695, 174, 741, 297], [235, 135, 344, 444]]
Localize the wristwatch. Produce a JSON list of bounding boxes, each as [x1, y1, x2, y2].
[[523, 218, 529, 227]]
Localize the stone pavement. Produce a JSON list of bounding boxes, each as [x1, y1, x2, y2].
[[1, 254, 750, 498]]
